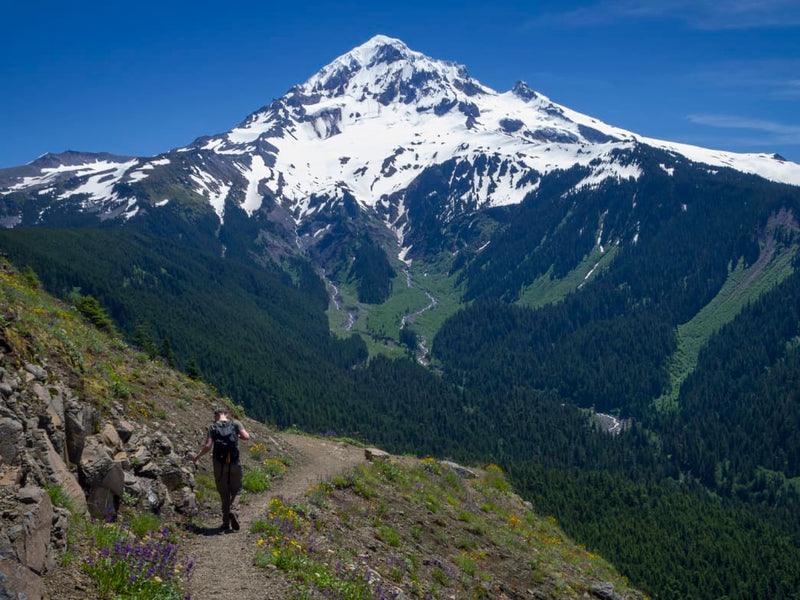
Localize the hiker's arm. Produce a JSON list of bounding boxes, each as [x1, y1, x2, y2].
[[192, 436, 213, 463], [238, 426, 251, 441]]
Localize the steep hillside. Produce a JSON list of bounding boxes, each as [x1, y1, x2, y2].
[[0, 260, 644, 600]]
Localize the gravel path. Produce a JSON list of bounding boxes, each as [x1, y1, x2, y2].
[[184, 433, 368, 599]]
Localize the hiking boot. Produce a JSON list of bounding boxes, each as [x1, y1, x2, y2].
[[221, 520, 230, 530], [230, 512, 240, 531]]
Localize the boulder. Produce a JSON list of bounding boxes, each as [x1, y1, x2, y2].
[[78, 436, 124, 518], [29, 428, 87, 514], [440, 460, 478, 479], [591, 582, 623, 600], [122, 471, 142, 500], [78, 436, 113, 489], [64, 404, 98, 466], [0, 418, 23, 466], [0, 467, 22, 488], [365, 448, 391, 462], [137, 461, 162, 479], [0, 558, 45, 600], [23, 363, 47, 382], [113, 451, 131, 470], [141, 480, 171, 511], [114, 418, 135, 443], [13, 486, 53, 574], [131, 445, 152, 467], [152, 433, 174, 456], [172, 486, 197, 514], [50, 506, 71, 556], [100, 423, 123, 452], [160, 460, 191, 491]]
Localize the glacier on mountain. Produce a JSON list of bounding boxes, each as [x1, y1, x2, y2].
[[2, 34, 800, 235]]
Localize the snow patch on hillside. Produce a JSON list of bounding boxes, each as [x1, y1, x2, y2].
[[57, 160, 138, 203]]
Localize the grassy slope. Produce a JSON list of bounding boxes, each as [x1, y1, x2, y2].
[[255, 459, 646, 600], [518, 243, 619, 309], [655, 244, 797, 411]]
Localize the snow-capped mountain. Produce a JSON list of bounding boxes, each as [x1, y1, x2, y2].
[[2, 35, 800, 257]]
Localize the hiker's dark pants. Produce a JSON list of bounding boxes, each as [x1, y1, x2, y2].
[[213, 459, 242, 525]]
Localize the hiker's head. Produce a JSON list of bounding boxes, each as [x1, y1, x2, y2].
[[213, 407, 229, 421]]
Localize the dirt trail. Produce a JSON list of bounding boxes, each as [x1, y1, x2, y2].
[[184, 433, 368, 600]]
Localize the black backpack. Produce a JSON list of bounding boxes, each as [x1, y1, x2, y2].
[[211, 420, 240, 464]]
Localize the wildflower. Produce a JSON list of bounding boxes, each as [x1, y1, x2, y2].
[[258, 539, 264, 546]]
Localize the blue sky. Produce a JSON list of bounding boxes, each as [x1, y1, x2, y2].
[[2, 0, 799, 168]]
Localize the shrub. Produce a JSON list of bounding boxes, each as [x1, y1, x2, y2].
[[74, 295, 115, 333], [243, 469, 272, 493]]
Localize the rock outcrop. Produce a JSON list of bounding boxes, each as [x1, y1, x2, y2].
[[0, 357, 199, 600]]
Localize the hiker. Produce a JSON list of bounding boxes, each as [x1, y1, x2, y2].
[[192, 407, 251, 531]]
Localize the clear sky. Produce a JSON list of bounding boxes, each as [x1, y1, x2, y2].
[[2, 0, 799, 168]]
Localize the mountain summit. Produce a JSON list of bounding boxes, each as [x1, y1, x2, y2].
[[2, 35, 800, 254]]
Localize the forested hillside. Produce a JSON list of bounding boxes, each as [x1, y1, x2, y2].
[[3, 149, 800, 598]]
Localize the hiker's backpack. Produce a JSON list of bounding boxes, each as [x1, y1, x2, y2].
[[211, 420, 240, 464]]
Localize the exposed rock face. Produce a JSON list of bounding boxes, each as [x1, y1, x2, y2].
[[0, 417, 23, 465], [0, 355, 200, 600]]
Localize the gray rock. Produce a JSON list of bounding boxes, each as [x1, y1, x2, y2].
[[23, 364, 47, 382], [114, 418, 135, 443], [365, 447, 390, 462], [79, 436, 125, 518], [16, 487, 42, 504], [0, 558, 45, 600], [100, 423, 123, 452], [0, 418, 23, 466], [13, 486, 53, 575], [153, 434, 174, 456], [0, 382, 13, 398], [30, 383, 50, 405], [122, 471, 142, 499], [47, 389, 65, 425], [591, 582, 623, 600], [142, 481, 171, 511], [113, 451, 131, 470], [0, 466, 22, 487], [64, 404, 98, 466], [78, 436, 114, 489], [132, 446, 152, 468], [440, 460, 478, 479], [160, 463, 190, 491], [32, 429, 86, 514], [172, 486, 197, 514], [137, 461, 162, 479]]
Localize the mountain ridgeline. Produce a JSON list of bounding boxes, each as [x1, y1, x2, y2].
[[2, 35, 800, 599]]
